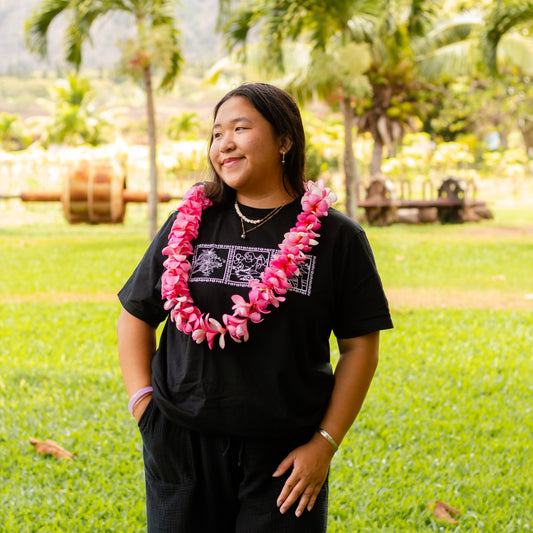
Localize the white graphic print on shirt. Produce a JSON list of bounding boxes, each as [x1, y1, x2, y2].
[[190, 244, 316, 296]]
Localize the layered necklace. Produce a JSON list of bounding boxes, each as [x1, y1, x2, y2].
[[161, 178, 337, 349], [234, 199, 288, 239]]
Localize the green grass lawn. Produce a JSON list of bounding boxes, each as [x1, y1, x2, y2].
[[1, 204, 532, 532]]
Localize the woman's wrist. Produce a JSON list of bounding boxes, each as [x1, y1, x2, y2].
[[128, 386, 153, 415], [316, 427, 340, 453], [132, 393, 152, 421]]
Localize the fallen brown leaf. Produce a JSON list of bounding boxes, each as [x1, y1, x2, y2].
[[427, 500, 461, 524], [29, 438, 75, 460]]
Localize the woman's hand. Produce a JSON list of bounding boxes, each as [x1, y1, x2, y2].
[[273, 432, 335, 517], [132, 393, 152, 423]]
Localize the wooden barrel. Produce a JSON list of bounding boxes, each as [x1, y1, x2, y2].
[[62, 160, 126, 223]]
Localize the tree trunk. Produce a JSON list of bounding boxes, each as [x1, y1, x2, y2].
[[370, 138, 384, 177], [341, 94, 359, 219], [518, 116, 533, 157], [499, 129, 509, 150], [144, 64, 158, 241]]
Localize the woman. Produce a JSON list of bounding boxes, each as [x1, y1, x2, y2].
[[117, 82, 393, 532]]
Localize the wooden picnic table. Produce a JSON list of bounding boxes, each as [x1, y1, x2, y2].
[[358, 177, 493, 226]]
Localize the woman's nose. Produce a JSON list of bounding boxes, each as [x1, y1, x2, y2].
[[219, 133, 235, 152]]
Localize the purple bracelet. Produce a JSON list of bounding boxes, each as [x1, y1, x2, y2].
[[128, 386, 153, 415]]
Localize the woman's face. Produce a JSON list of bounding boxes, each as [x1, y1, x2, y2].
[[209, 96, 288, 204]]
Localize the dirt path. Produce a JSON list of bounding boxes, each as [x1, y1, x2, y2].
[[0, 291, 118, 304], [387, 287, 533, 311], [458, 225, 533, 238], [2, 288, 532, 311]]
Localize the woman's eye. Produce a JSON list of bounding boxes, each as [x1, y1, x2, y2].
[[213, 132, 222, 139]]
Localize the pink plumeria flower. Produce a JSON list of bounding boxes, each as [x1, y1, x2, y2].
[[231, 294, 263, 323], [192, 315, 225, 350], [248, 281, 284, 309], [270, 253, 300, 277], [223, 314, 250, 342], [260, 267, 292, 294]]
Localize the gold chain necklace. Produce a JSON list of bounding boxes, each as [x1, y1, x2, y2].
[[234, 200, 287, 240]]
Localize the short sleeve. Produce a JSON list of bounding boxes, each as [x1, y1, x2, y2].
[[117, 213, 177, 328], [331, 223, 393, 339]]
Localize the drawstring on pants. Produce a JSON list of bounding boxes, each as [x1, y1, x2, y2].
[[221, 436, 245, 468]]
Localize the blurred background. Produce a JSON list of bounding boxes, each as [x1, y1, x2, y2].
[[1, 0, 532, 233]]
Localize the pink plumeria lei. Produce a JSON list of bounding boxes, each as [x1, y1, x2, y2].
[[161, 178, 337, 349]]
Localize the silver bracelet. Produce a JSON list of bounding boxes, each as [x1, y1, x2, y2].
[[317, 428, 339, 452]]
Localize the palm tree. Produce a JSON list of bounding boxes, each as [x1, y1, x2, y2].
[[416, 2, 533, 155], [362, 0, 533, 171], [217, 0, 378, 218], [0, 113, 26, 151], [346, 0, 445, 177], [218, 1, 450, 214], [284, 41, 372, 217], [25, 0, 183, 239], [45, 74, 109, 146]]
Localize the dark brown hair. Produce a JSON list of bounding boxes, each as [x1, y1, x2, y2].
[[205, 83, 306, 204]]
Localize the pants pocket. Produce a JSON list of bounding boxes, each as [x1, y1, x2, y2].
[[140, 405, 195, 485], [137, 397, 155, 433]]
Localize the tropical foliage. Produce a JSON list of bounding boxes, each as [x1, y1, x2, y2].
[[217, 0, 379, 217], [0, 112, 31, 151], [216, 0, 533, 209], [351, 0, 442, 177], [425, 74, 533, 156], [25, 0, 183, 239], [216, 0, 457, 210], [7, 0, 531, 223], [44, 74, 109, 146], [416, 1, 533, 155], [166, 111, 202, 141]]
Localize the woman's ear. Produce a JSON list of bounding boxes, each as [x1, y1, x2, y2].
[[279, 135, 293, 156]]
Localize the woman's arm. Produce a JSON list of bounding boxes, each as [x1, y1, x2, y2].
[[274, 331, 380, 517], [315, 332, 380, 446], [117, 307, 157, 422]]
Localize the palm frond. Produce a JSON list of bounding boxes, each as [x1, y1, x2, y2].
[[417, 39, 480, 80], [216, 0, 237, 30], [150, 1, 184, 89], [346, 13, 377, 43], [25, 0, 71, 57], [407, 0, 439, 36], [159, 44, 184, 90], [222, 4, 267, 51], [482, 0, 533, 74], [64, 5, 103, 68], [413, 10, 481, 59], [150, 0, 179, 25], [498, 33, 533, 75]]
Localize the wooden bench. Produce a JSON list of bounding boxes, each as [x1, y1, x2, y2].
[[358, 178, 493, 226]]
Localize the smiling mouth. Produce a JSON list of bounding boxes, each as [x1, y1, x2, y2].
[[222, 157, 243, 167]]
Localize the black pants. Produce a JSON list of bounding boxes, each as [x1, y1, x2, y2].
[[138, 400, 328, 533]]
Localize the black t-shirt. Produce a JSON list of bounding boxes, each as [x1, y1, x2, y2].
[[118, 197, 393, 438]]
